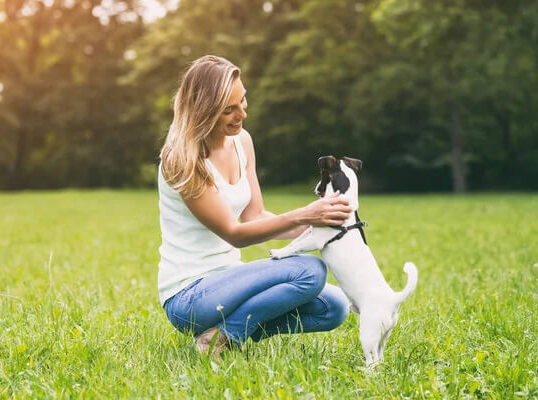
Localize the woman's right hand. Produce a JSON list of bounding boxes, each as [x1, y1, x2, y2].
[[297, 192, 353, 226]]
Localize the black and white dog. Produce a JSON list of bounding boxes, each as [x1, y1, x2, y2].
[[270, 156, 418, 367]]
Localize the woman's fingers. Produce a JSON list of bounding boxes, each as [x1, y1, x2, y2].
[[326, 214, 351, 224], [328, 220, 346, 225], [332, 211, 352, 219], [325, 200, 352, 213], [330, 205, 353, 213], [318, 211, 351, 225], [326, 195, 349, 206], [322, 195, 352, 221], [318, 218, 346, 226], [324, 191, 343, 202], [304, 192, 353, 226]]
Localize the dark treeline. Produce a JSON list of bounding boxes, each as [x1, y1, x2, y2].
[[1, 0, 537, 192]]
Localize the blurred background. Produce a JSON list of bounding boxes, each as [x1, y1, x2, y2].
[[1, 0, 537, 193]]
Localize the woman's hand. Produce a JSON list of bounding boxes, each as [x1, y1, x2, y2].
[[297, 192, 352, 226], [183, 130, 352, 247]]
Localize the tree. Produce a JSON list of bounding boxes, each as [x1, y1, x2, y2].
[[125, 0, 305, 179], [369, 0, 538, 191], [0, 0, 153, 189]]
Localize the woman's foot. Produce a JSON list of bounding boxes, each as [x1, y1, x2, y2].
[[195, 327, 228, 360]]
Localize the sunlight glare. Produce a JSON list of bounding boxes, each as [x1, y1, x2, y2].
[[263, 2, 273, 13]]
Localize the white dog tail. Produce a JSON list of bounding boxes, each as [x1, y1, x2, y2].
[[394, 262, 418, 305]]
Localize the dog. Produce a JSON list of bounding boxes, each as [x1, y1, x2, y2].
[[270, 156, 418, 367]]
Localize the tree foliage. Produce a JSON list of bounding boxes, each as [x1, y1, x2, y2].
[[0, 0, 153, 189], [1, 0, 536, 191]]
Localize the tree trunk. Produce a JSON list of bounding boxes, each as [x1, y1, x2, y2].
[[450, 104, 466, 193], [6, 128, 26, 190]]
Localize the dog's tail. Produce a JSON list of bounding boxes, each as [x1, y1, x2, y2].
[[394, 262, 418, 305]]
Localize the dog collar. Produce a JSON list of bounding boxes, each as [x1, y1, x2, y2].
[[326, 211, 368, 245]]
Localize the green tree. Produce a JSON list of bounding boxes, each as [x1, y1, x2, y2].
[[369, 0, 538, 191], [126, 0, 305, 175], [0, 0, 153, 189]]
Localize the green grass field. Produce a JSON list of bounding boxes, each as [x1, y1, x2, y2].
[[1, 190, 537, 399]]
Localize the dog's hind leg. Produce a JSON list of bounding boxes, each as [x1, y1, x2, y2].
[[359, 313, 383, 367], [377, 328, 391, 362], [376, 311, 398, 362]]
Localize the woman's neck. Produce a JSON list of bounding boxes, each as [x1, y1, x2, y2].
[[207, 130, 229, 153]]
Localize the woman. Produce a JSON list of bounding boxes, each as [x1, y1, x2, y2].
[[158, 55, 352, 357]]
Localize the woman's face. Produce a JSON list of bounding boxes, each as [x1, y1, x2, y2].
[[214, 77, 248, 137]]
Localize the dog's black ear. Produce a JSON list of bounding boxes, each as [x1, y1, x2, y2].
[[343, 157, 363, 174], [315, 180, 326, 197], [318, 155, 338, 171], [316, 156, 335, 197]]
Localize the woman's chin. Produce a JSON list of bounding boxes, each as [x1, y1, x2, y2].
[[228, 124, 242, 135]]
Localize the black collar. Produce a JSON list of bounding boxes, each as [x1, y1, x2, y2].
[[326, 211, 368, 245]]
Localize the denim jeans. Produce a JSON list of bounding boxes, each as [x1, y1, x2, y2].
[[163, 255, 349, 345]]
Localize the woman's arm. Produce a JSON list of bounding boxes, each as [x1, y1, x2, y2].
[[184, 184, 350, 248], [243, 210, 309, 240], [183, 130, 351, 248]]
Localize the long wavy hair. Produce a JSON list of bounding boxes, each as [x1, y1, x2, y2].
[[160, 55, 240, 199]]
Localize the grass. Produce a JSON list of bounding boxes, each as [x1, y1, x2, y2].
[[0, 189, 537, 399]]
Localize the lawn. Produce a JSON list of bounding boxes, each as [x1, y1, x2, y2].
[[0, 189, 537, 399]]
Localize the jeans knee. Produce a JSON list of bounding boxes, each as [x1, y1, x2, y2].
[[321, 285, 349, 330], [329, 297, 349, 329], [297, 255, 327, 294]]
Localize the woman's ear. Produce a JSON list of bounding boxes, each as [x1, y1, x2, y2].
[[343, 157, 363, 174]]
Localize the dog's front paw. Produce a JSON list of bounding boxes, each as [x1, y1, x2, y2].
[[270, 249, 285, 259]]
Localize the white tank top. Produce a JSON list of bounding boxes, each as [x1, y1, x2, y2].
[[157, 132, 251, 305]]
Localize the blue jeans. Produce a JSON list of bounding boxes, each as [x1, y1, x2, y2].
[[163, 255, 349, 345]]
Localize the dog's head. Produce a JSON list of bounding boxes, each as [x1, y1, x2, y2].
[[315, 155, 362, 209]]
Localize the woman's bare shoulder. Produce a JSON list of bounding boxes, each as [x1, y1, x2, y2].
[[239, 129, 255, 161], [239, 128, 253, 145]]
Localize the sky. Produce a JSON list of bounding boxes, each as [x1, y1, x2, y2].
[[138, 0, 179, 23]]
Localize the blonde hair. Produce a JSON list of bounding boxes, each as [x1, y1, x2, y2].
[[160, 55, 240, 199]]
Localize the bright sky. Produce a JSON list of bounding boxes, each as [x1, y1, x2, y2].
[[0, 0, 180, 24], [138, 0, 179, 23]]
